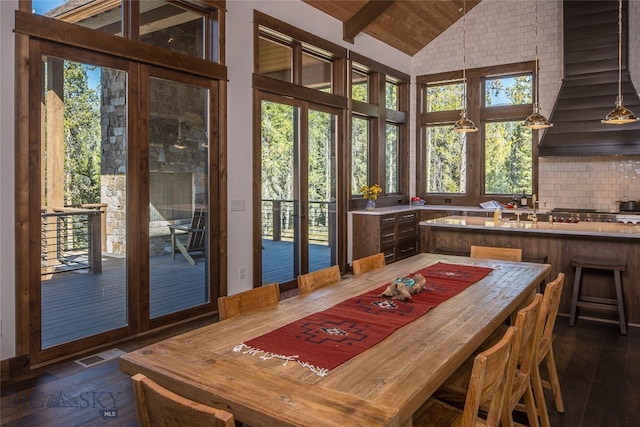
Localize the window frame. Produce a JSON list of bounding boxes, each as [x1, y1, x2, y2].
[[416, 61, 539, 206], [348, 51, 409, 210]]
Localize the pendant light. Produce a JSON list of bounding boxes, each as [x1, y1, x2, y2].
[[453, 0, 478, 133], [602, 0, 639, 125], [524, 0, 552, 129], [174, 119, 187, 149]]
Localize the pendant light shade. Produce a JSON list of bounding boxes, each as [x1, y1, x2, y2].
[[602, 0, 639, 125], [453, 0, 477, 133], [524, 105, 552, 129], [524, 0, 552, 129], [453, 110, 478, 133]]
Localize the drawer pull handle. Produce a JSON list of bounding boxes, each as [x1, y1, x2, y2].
[[402, 214, 416, 219], [400, 229, 415, 234], [382, 233, 395, 238], [400, 247, 415, 253]]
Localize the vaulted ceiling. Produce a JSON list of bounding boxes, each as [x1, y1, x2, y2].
[[302, 0, 482, 56]]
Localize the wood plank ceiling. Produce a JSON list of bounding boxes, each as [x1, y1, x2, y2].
[[302, 0, 482, 56]]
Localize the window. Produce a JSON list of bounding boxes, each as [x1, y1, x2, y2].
[[352, 116, 369, 194], [417, 62, 537, 203], [351, 69, 369, 103], [349, 53, 409, 204], [33, 0, 221, 63], [385, 123, 400, 193], [256, 19, 342, 95], [485, 121, 532, 194]]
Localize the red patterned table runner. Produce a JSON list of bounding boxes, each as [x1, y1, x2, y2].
[[233, 262, 493, 376]]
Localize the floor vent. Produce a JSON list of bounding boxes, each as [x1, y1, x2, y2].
[[75, 348, 126, 368]]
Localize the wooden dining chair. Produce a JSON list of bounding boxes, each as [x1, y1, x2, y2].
[[413, 326, 517, 427], [470, 245, 523, 262], [352, 253, 386, 276], [531, 273, 565, 422], [297, 265, 341, 294], [132, 373, 235, 427], [217, 283, 280, 320], [436, 294, 543, 427]]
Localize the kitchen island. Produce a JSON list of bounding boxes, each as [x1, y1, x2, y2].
[[420, 215, 640, 325]]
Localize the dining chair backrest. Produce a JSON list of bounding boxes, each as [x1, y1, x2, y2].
[[132, 373, 235, 427], [297, 265, 341, 294], [217, 283, 280, 320], [502, 293, 543, 427], [535, 272, 566, 417], [460, 325, 518, 427], [414, 325, 517, 427], [352, 253, 386, 276], [470, 245, 523, 262]]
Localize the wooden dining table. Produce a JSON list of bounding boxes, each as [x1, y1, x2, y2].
[[120, 253, 550, 427]]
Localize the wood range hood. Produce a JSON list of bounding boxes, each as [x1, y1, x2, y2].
[[538, 0, 640, 156]]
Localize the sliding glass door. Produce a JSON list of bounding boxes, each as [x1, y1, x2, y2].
[[37, 49, 131, 356], [31, 42, 220, 364], [148, 74, 211, 319], [259, 95, 338, 286]]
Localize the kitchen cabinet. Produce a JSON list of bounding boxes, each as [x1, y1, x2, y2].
[[352, 210, 419, 265]]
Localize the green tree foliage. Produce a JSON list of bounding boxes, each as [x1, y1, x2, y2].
[[351, 116, 368, 194], [63, 60, 101, 205], [261, 101, 294, 201], [425, 76, 533, 195]]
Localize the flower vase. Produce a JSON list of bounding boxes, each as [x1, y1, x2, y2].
[[365, 200, 376, 210]]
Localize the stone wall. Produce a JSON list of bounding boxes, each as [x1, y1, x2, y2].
[[100, 66, 208, 256]]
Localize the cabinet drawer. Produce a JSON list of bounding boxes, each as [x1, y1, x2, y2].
[[396, 240, 418, 260], [395, 211, 418, 223], [382, 247, 396, 264], [396, 222, 417, 239], [380, 225, 396, 244], [380, 214, 396, 225]]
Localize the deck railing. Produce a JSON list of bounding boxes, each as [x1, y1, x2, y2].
[[261, 199, 334, 245], [41, 207, 103, 276]]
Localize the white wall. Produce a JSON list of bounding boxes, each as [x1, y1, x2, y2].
[[0, 0, 17, 360], [412, 0, 640, 211], [225, 0, 411, 295]]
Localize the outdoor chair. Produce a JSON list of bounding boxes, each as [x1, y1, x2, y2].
[[169, 207, 206, 266]]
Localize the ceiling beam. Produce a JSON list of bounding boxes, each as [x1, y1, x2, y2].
[[343, 0, 395, 44]]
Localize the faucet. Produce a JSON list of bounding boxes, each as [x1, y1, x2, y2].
[[515, 211, 522, 226], [527, 200, 541, 227]]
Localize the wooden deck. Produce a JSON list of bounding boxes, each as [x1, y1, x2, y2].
[[261, 239, 332, 284], [41, 240, 331, 348]]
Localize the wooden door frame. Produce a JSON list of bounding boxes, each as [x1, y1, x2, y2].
[[16, 37, 226, 367], [253, 91, 346, 290]]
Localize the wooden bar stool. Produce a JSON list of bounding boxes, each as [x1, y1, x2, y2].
[[569, 258, 626, 334]]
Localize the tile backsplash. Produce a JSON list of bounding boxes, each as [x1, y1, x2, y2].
[[539, 156, 640, 212]]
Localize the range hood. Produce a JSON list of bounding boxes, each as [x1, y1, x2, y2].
[[538, 0, 640, 156]]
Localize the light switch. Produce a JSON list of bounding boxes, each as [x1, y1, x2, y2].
[[231, 199, 246, 211]]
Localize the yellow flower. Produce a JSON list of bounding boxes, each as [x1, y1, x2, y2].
[[361, 184, 383, 200]]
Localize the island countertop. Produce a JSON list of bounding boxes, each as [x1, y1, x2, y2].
[[352, 204, 542, 216], [420, 215, 640, 239]]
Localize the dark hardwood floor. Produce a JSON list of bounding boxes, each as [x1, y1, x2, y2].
[[2, 316, 638, 426]]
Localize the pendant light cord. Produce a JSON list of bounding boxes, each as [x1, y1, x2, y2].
[[534, 0, 539, 107], [462, 0, 467, 110], [617, 0, 622, 104]]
